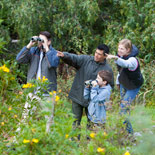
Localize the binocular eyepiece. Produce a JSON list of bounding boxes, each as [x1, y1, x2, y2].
[[31, 37, 44, 43], [85, 80, 93, 87]]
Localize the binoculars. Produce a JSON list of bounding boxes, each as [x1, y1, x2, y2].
[[85, 80, 93, 87], [30, 37, 44, 43]]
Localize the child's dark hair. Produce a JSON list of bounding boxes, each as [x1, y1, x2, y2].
[[98, 70, 112, 84], [39, 31, 51, 40], [97, 44, 109, 55]]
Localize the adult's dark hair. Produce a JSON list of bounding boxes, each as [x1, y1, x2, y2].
[[97, 44, 109, 55], [98, 70, 112, 84], [39, 31, 51, 40]]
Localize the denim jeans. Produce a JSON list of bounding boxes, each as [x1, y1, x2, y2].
[[120, 84, 141, 114], [120, 84, 141, 133]]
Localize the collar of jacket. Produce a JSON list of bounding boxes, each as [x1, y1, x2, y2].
[[34, 45, 53, 56], [93, 58, 106, 65]]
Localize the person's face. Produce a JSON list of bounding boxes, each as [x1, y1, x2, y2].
[[94, 49, 106, 62], [118, 44, 130, 57], [38, 34, 51, 47], [96, 74, 107, 87]]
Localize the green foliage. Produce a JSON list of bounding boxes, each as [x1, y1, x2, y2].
[[0, 62, 155, 154], [0, 0, 154, 60], [0, 0, 155, 154], [131, 106, 155, 155], [103, 0, 155, 62], [139, 60, 155, 106], [0, 19, 8, 54]]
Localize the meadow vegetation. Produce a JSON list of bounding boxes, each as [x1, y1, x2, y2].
[[0, 0, 154, 154]]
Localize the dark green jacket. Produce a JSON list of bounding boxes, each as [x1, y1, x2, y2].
[[62, 52, 114, 107]]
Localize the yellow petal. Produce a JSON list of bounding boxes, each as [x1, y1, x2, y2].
[[124, 151, 130, 155], [65, 134, 69, 138], [97, 147, 105, 152], [32, 138, 39, 143], [90, 132, 95, 138], [103, 132, 107, 136], [14, 115, 17, 118], [8, 107, 12, 111], [55, 96, 60, 102], [23, 139, 30, 143]]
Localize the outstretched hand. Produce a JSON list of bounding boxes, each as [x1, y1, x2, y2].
[[57, 51, 64, 57], [105, 53, 118, 60]]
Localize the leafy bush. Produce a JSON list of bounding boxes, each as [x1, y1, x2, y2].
[[0, 61, 154, 154], [0, 0, 154, 61]]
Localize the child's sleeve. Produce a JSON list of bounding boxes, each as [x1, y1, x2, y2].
[[91, 86, 111, 102]]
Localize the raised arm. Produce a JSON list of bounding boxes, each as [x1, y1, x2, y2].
[[90, 86, 111, 102], [106, 53, 138, 71], [16, 36, 38, 63], [57, 51, 86, 69]]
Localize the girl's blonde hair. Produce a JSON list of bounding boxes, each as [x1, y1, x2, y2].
[[119, 39, 132, 52]]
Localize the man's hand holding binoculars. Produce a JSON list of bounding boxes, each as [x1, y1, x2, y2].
[[26, 35, 50, 52], [26, 36, 39, 49]]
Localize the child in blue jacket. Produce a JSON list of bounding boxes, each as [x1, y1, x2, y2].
[[84, 70, 112, 127]]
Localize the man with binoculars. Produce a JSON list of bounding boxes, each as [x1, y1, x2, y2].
[[16, 31, 60, 92], [16, 31, 59, 132]]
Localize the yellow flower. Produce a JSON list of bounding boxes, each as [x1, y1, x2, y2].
[[103, 132, 107, 136], [97, 147, 105, 153], [42, 76, 48, 82], [55, 96, 60, 102], [32, 138, 39, 143], [1, 122, 4, 126], [23, 139, 30, 143], [90, 132, 95, 138], [53, 91, 56, 94], [0, 65, 10, 72], [49, 91, 56, 96], [65, 134, 69, 138], [124, 151, 130, 155], [58, 90, 61, 93], [38, 76, 41, 81], [49, 92, 53, 95], [8, 107, 12, 111], [14, 115, 17, 118], [22, 83, 34, 88]]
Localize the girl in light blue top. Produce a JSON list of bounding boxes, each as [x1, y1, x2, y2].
[[84, 70, 112, 126]]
